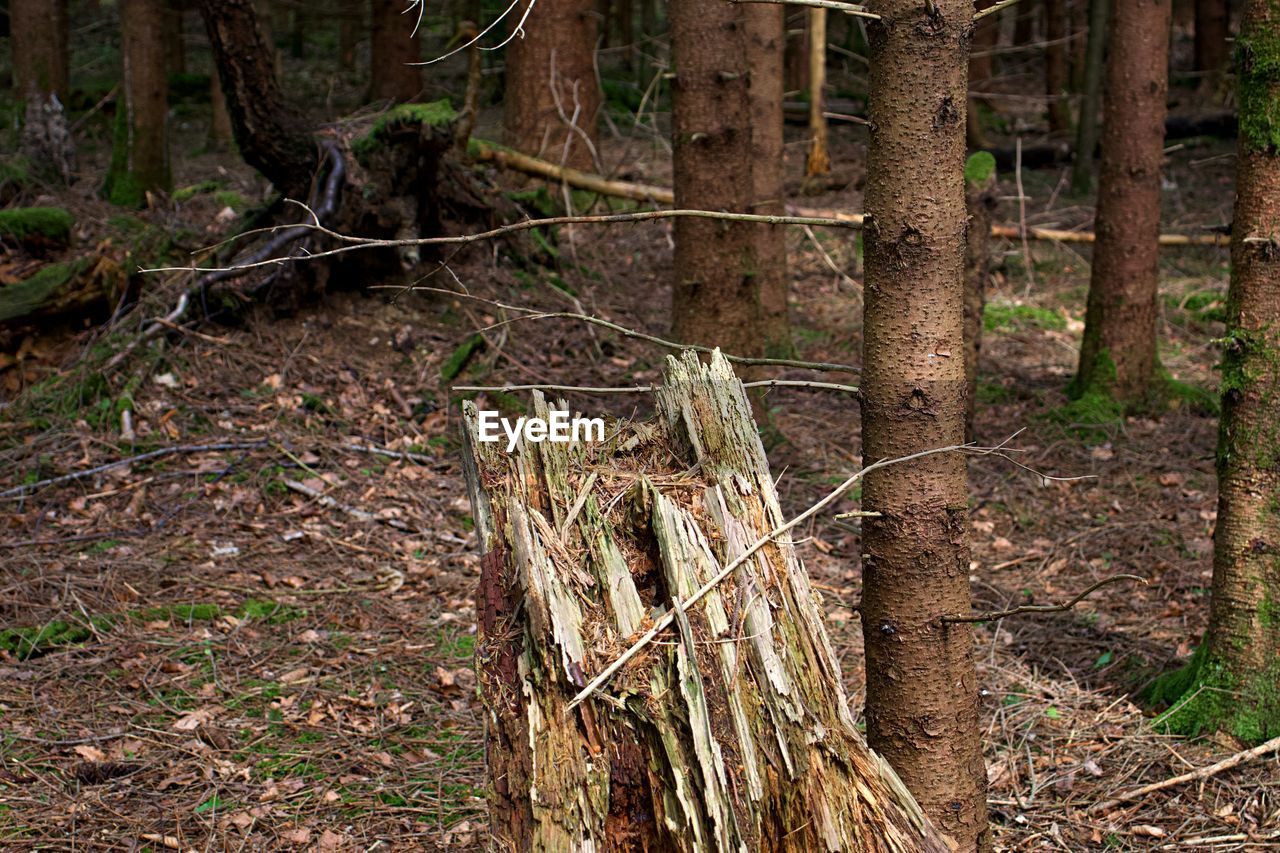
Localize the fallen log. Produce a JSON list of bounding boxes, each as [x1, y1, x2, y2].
[[471, 142, 1230, 248], [460, 350, 950, 851]]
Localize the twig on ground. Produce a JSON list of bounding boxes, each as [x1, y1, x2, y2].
[[942, 574, 1146, 623], [282, 479, 412, 532], [1090, 734, 1280, 814], [453, 379, 860, 395]]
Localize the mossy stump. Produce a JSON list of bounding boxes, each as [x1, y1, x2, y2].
[[461, 351, 948, 851]]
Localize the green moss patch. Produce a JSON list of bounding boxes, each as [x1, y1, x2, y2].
[[964, 151, 997, 186], [1236, 19, 1280, 152], [1147, 643, 1280, 743], [353, 100, 457, 163], [0, 207, 74, 245], [984, 302, 1067, 333], [0, 258, 92, 323]]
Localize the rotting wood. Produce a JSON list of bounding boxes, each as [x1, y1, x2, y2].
[[470, 143, 1231, 248], [461, 350, 950, 851]]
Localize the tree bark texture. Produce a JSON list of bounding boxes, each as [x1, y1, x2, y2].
[[1201, 0, 1280, 741], [745, 3, 791, 356], [1195, 0, 1230, 78], [1070, 0, 1110, 195], [105, 0, 173, 207], [860, 2, 988, 849], [369, 0, 422, 103], [12, 0, 70, 100], [1072, 0, 1171, 405], [462, 351, 951, 851], [1044, 0, 1071, 133], [669, 0, 762, 359], [198, 0, 320, 195], [964, 155, 997, 442], [502, 0, 601, 171]]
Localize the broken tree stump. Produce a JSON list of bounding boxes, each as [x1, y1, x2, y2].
[[461, 350, 949, 851]]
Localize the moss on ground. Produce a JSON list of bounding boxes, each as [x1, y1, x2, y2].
[[964, 150, 997, 186], [0, 207, 75, 244], [353, 99, 457, 162], [983, 302, 1066, 333], [1147, 643, 1280, 743], [0, 259, 91, 323]]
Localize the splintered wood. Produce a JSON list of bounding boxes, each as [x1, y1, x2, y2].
[[461, 350, 949, 851]]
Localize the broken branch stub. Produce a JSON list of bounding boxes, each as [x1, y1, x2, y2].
[[461, 350, 949, 851]]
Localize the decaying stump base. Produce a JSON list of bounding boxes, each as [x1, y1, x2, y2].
[[461, 351, 949, 851]]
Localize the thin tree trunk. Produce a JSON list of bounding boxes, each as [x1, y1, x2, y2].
[[463, 352, 952, 850], [968, 0, 999, 149], [105, 0, 172, 207], [806, 8, 830, 176], [745, 4, 791, 356], [502, 0, 601, 171], [338, 1, 360, 71], [1155, 0, 1280, 743], [861, 2, 989, 849], [12, 0, 75, 183], [1071, 0, 1171, 405], [1194, 0, 1230, 81], [617, 0, 634, 72], [197, 0, 319, 195], [1012, 1, 1036, 46], [1044, 0, 1071, 133], [1071, 0, 1110, 194], [669, 0, 761, 357], [207, 67, 234, 152], [964, 152, 997, 441], [165, 0, 187, 75], [369, 0, 423, 102]]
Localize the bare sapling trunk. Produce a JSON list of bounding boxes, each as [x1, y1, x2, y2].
[[105, 0, 173, 207], [669, 0, 762, 358], [1071, 0, 1171, 407], [1071, 0, 1110, 194], [462, 351, 951, 850], [745, 4, 792, 356], [967, 0, 999, 150], [1044, 0, 1071, 133], [502, 0, 601, 172], [207, 68, 234, 152], [12, 0, 75, 183], [860, 1, 989, 849], [963, 152, 997, 441], [806, 7, 830, 176], [369, 0, 422, 103], [1149, 0, 1280, 744]]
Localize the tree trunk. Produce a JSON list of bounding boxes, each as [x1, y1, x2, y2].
[[12, 0, 74, 183], [502, 0, 601, 171], [745, 4, 791, 356], [968, 0, 999, 149], [963, 152, 997, 442], [1070, 0, 1110, 195], [1194, 0, 1230, 81], [338, 1, 360, 71], [860, 2, 989, 849], [669, 0, 761, 357], [369, 0, 422, 102], [1071, 0, 1171, 406], [165, 0, 187, 75], [207, 67, 234, 152], [806, 8, 830, 176], [105, 0, 173, 207], [1153, 0, 1280, 744], [1012, 1, 1036, 46], [197, 0, 319, 195], [1044, 0, 1071, 133], [462, 351, 951, 851]]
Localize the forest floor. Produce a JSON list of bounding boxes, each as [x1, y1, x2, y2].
[[2, 80, 1278, 849]]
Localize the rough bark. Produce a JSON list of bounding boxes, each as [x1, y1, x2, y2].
[[806, 8, 830, 176], [462, 350, 951, 851], [12, 0, 74, 183], [1194, 0, 1230, 81], [963, 153, 997, 441], [669, 0, 761, 358], [502, 0, 601, 171], [105, 0, 173, 207], [369, 0, 422, 103], [1071, 0, 1171, 405], [1154, 0, 1280, 745], [197, 0, 320, 195], [745, 4, 791, 356], [860, 2, 989, 849], [1070, 0, 1110, 194], [1044, 0, 1071, 133]]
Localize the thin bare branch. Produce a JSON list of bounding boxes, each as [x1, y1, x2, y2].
[[729, 0, 881, 20], [976, 0, 1024, 21], [940, 574, 1147, 623], [454, 379, 859, 395]]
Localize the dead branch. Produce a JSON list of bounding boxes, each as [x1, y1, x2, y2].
[[977, 0, 1024, 20], [454, 379, 860, 394], [941, 574, 1147, 623], [1090, 734, 1280, 814]]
